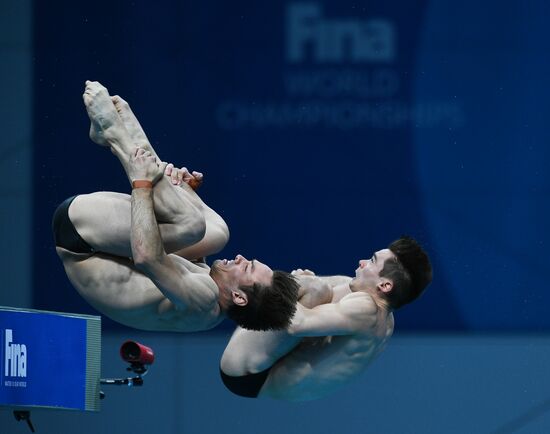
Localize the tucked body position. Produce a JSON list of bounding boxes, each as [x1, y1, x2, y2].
[[220, 237, 432, 400], [53, 81, 299, 332]]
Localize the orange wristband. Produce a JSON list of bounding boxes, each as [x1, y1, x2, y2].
[[188, 178, 200, 191], [132, 180, 153, 189]]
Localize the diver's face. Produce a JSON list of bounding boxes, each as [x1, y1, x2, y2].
[[352, 249, 396, 291], [211, 254, 273, 289]]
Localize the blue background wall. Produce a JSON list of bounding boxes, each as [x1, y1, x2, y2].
[[31, 0, 550, 331]]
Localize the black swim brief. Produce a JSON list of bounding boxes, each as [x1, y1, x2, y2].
[[220, 367, 271, 398], [52, 196, 94, 254]]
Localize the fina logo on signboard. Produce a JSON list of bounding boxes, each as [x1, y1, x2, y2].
[[3, 329, 28, 387]]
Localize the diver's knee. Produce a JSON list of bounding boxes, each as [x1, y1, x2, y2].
[[187, 212, 207, 245]]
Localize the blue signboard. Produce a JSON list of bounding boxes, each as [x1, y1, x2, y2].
[[0, 307, 101, 411]]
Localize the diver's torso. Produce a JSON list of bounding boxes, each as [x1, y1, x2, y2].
[[262, 311, 394, 401]]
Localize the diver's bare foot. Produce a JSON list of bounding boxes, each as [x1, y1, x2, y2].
[[111, 95, 153, 151], [82, 81, 124, 146]]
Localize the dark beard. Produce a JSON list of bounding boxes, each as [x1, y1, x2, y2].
[[209, 259, 224, 279]]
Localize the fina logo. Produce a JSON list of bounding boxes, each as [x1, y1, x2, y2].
[[4, 329, 27, 378], [286, 2, 396, 63]]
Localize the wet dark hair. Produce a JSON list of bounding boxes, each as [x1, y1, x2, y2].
[[226, 270, 300, 331], [379, 236, 432, 310]]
